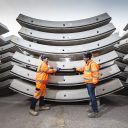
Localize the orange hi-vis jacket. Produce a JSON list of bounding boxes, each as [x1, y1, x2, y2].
[[36, 61, 57, 84], [76, 59, 100, 85]]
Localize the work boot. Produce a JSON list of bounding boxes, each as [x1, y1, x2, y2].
[[29, 98, 39, 116], [88, 112, 100, 118], [29, 109, 38, 116], [39, 104, 51, 111], [87, 107, 93, 113]]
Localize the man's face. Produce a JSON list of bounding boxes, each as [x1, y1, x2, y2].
[[84, 57, 89, 63], [43, 58, 48, 63]]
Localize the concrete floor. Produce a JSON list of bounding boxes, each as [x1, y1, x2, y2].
[[0, 93, 128, 128]]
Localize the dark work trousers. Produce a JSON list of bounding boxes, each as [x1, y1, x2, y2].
[[39, 96, 45, 107], [30, 96, 45, 110], [86, 83, 98, 112]]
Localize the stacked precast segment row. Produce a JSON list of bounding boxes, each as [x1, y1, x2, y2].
[[0, 23, 17, 96], [118, 26, 128, 95], [9, 13, 127, 102]]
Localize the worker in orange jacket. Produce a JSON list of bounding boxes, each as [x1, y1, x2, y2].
[[74, 52, 100, 118], [29, 54, 61, 116]]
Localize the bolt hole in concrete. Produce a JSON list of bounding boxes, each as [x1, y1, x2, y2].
[[63, 36, 65, 39], [97, 31, 99, 33], [30, 32, 32, 34], [31, 20, 33, 23], [99, 59, 101, 62], [29, 44, 31, 47], [102, 88, 105, 91], [96, 18, 99, 21], [27, 73, 29, 76], [97, 43, 100, 46], [63, 24, 65, 26], [63, 65, 65, 67], [62, 49, 64, 51], [28, 59, 30, 62], [27, 89, 29, 91], [64, 94, 66, 97]]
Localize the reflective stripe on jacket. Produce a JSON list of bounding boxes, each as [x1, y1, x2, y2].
[[76, 59, 100, 85], [36, 61, 56, 84]]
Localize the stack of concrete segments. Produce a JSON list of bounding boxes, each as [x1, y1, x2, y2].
[[116, 24, 128, 82], [0, 23, 17, 96], [0, 36, 17, 62], [0, 22, 9, 35], [123, 51, 128, 89], [115, 23, 128, 53], [113, 24, 128, 95], [9, 13, 126, 102], [115, 37, 128, 54], [114, 54, 128, 95]]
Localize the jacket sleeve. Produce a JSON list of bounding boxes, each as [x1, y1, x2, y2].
[[76, 67, 84, 72], [42, 67, 57, 74], [46, 68, 57, 74], [91, 63, 100, 84], [40, 64, 57, 74]]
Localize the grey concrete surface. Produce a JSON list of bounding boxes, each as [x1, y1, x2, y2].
[[0, 22, 9, 35], [0, 94, 128, 128]]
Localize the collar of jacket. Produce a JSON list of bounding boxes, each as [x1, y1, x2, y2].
[[86, 59, 93, 65], [42, 61, 48, 65]]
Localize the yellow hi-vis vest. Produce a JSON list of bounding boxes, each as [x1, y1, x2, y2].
[[76, 59, 100, 85], [36, 61, 56, 84]]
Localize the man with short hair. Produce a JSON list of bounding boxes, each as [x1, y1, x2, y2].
[[74, 52, 100, 118], [29, 54, 60, 116]]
